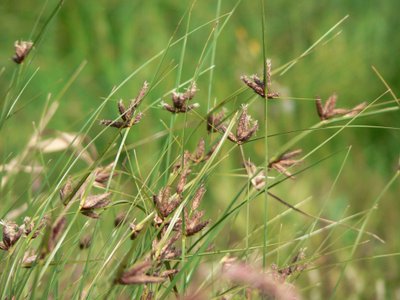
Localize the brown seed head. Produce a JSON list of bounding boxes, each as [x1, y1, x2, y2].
[[269, 149, 303, 178], [13, 40, 33, 64], [117, 260, 166, 285], [191, 138, 206, 163], [101, 81, 148, 128], [153, 186, 182, 218], [79, 235, 92, 249], [48, 216, 67, 252], [207, 110, 226, 133], [0, 220, 23, 251], [59, 177, 73, 202], [185, 210, 209, 236], [163, 82, 199, 114], [191, 185, 206, 211], [315, 94, 366, 121]]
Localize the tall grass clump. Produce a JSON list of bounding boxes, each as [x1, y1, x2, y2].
[[1, 1, 399, 299]]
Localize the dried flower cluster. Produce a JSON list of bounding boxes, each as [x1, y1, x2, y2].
[[47, 216, 66, 253], [80, 192, 111, 219], [0, 217, 46, 251], [218, 105, 259, 145], [268, 149, 303, 178], [271, 248, 308, 282], [315, 94, 367, 121], [13, 40, 33, 64], [244, 149, 302, 190], [162, 82, 199, 113], [241, 59, 279, 99], [101, 81, 148, 128], [116, 232, 181, 285], [59, 165, 115, 218], [184, 185, 209, 236], [207, 109, 226, 133], [153, 180, 209, 237]]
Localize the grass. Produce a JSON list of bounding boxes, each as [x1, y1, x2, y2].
[[1, 0, 399, 299]]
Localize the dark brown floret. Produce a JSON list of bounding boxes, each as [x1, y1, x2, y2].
[[80, 193, 111, 219], [117, 261, 166, 285], [268, 149, 303, 178], [162, 82, 199, 114], [207, 110, 225, 133], [219, 105, 258, 145], [101, 81, 148, 128], [0, 221, 23, 251], [315, 94, 366, 120], [241, 59, 279, 99]]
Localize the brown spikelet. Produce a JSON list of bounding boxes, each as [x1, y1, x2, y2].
[[80, 192, 111, 219], [152, 233, 181, 261], [176, 168, 191, 195], [114, 212, 127, 227], [117, 261, 166, 285], [192, 185, 206, 211], [269, 149, 303, 178], [22, 251, 38, 268], [0, 221, 23, 251], [185, 210, 209, 236], [207, 110, 225, 133], [153, 186, 182, 218], [118, 100, 128, 121], [315, 94, 366, 120], [241, 60, 279, 99], [48, 216, 66, 252], [93, 163, 117, 188], [21, 216, 47, 239], [191, 138, 206, 163], [162, 82, 199, 114], [218, 106, 259, 145], [13, 40, 33, 64], [101, 81, 148, 128], [344, 102, 367, 117], [59, 177, 73, 202], [272, 248, 307, 282]]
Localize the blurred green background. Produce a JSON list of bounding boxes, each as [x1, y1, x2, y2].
[[1, 0, 399, 298]]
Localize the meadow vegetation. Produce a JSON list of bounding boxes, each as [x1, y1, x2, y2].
[[0, 1, 399, 299]]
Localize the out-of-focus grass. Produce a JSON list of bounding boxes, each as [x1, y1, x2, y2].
[[1, 0, 399, 298]]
